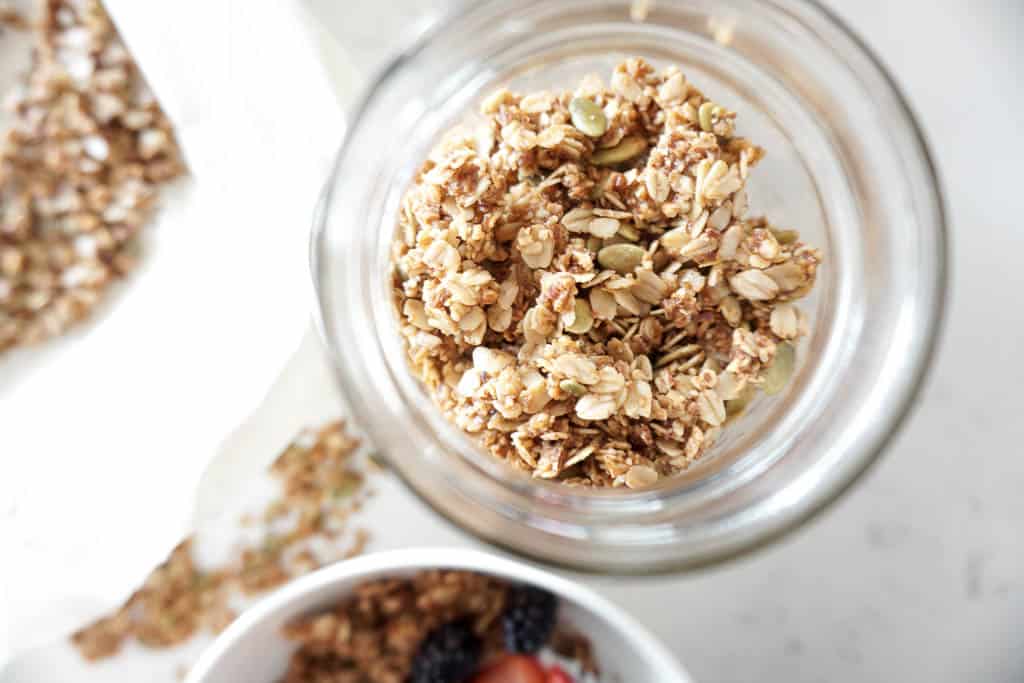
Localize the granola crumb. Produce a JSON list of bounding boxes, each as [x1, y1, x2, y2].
[[392, 58, 822, 488], [550, 628, 598, 676], [0, 3, 29, 31], [0, 0, 184, 356], [71, 420, 371, 663], [629, 0, 652, 23]]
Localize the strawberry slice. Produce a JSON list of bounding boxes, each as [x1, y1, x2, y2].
[[547, 664, 576, 683], [471, 655, 546, 683]]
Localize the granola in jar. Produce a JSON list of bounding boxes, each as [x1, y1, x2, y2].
[[392, 59, 821, 488]]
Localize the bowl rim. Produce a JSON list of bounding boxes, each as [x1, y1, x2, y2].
[[185, 547, 694, 683], [310, 0, 950, 573]]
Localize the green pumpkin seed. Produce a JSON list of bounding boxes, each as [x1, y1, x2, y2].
[[591, 135, 647, 166], [617, 224, 640, 241], [597, 243, 646, 274], [770, 227, 800, 245], [565, 298, 594, 334], [762, 342, 795, 395], [559, 379, 587, 397], [569, 97, 607, 138], [725, 383, 757, 418]]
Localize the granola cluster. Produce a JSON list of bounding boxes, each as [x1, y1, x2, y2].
[[72, 421, 372, 662], [0, 0, 183, 355], [393, 59, 821, 487]]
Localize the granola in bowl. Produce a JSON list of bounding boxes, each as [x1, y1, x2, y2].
[[186, 550, 690, 682], [282, 570, 597, 683], [392, 58, 821, 488]]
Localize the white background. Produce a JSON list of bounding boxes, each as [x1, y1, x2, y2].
[[4, 1, 1024, 682]]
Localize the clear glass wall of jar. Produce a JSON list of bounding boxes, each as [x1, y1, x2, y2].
[[312, 0, 947, 572]]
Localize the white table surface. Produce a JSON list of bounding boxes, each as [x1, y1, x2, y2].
[[5, 1, 1023, 682]]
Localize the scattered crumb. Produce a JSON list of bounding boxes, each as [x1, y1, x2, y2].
[[72, 420, 372, 662], [629, 0, 652, 23], [0, 3, 29, 31]]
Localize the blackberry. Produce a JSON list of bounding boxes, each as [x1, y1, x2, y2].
[[409, 620, 482, 683], [502, 584, 558, 654]]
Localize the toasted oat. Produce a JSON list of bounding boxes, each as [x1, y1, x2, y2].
[[71, 421, 372, 663], [392, 58, 822, 488], [0, 0, 184, 355]]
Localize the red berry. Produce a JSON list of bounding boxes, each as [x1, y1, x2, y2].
[[547, 665, 575, 683], [471, 655, 546, 683]]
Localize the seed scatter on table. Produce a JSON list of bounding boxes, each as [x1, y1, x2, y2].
[[71, 420, 372, 663]]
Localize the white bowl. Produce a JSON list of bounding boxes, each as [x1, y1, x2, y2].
[[186, 548, 692, 683]]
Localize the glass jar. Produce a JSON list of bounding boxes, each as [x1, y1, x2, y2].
[[312, 0, 947, 572]]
